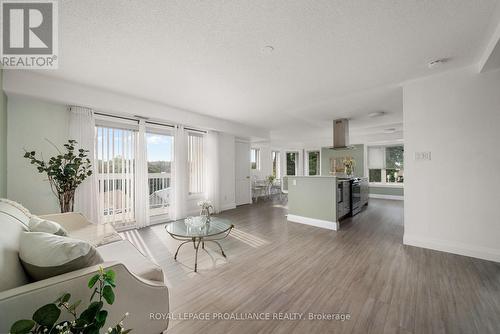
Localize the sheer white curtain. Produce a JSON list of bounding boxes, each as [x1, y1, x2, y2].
[[173, 125, 187, 220], [205, 131, 220, 213], [135, 120, 150, 228], [68, 106, 101, 224]]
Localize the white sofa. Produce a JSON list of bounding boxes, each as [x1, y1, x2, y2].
[[0, 200, 169, 333]]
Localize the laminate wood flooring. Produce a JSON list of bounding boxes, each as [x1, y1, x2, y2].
[[122, 199, 500, 334]]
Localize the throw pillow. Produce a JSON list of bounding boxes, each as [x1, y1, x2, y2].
[[19, 232, 103, 281], [29, 216, 68, 236]]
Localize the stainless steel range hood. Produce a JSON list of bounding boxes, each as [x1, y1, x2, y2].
[[330, 118, 351, 149]]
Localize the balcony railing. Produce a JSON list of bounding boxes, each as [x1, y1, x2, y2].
[[148, 173, 171, 213], [97, 172, 171, 222]]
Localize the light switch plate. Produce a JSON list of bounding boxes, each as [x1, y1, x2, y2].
[[414, 151, 431, 161], [292, 179, 297, 186]]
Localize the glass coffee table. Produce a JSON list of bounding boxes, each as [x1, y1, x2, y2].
[[165, 216, 234, 272]]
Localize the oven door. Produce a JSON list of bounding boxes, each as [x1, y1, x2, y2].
[[351, 182, 361, 214]]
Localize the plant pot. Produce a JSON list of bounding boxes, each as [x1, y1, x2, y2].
[[59, 190, 75, 213]]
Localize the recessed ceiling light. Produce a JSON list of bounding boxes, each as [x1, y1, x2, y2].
[[383, 128, 397, 133], [368, 111, 385, 118], [262, 45, 274, 54], [428, 58, 449, 69]]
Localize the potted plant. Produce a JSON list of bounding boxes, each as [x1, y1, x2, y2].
[[23, 139, 93, 213], [10, 267, 131, 334]]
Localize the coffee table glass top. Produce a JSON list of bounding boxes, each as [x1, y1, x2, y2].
[[165, 216, 233, 238]]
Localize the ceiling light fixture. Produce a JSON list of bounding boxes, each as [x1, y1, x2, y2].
[[368, 111, 385, 118], [427, 58, 449, 69], [262, 45, 274, 54]]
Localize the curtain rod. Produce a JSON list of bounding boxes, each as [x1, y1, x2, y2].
[[184, 127, 207, 134], [145, 120, 175, 128], [94, 112, 195, 130], [94, 112, 138, 123]]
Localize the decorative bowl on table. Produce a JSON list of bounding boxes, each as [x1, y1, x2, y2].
[[184, 216, 208, 228]]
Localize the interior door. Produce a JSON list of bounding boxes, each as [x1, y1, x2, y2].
[[235, 141, 252, 205]]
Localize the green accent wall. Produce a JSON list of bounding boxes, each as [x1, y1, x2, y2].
[[7, 96, 68, 214], [321, 144, 365, 177], [0, 69, 7, 197], [287, 176, 337, 222], [369, 186, 404, 197]]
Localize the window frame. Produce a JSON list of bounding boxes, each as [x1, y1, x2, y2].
[[305, 150, 321, 176], [285, 151, 299, 176], [250, 148, 261, 170], [367, 144, 404, 187], [271, 150, 281, 179]]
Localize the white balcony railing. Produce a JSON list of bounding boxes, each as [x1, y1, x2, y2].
[[148, 172, 171, 211], [98, 172, 171, 222]]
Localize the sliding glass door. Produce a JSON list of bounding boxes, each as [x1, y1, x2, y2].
[[96, 121, 175, 228], [146, 129, 174, 222]]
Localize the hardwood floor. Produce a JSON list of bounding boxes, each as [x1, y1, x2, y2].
[[123, 199, 500, 334]]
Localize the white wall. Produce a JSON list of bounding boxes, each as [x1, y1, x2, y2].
[[250, 142, 272, 180], [7, 96, 69, 214], [3, 71, 269, 140], [219, 133, 236, 211], [7, 95, 239, 216], [250, 142, 308, 181], [0, 69, 7, 197], [403, 66, 500, 262]]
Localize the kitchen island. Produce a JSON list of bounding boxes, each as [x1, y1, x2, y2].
[[286, 176, 368, 231]]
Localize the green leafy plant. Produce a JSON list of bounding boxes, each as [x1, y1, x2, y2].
[[10, 267, 131, 334], [23, 139, 93, 213], [266, 175, 276, 185]]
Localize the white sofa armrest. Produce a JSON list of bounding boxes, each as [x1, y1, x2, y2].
[[0, 262, 169, 334]]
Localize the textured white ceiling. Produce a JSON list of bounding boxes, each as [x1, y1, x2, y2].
[[36, 0, 500, 141]]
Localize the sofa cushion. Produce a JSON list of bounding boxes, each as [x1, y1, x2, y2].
[[19, 232, 103, 281], [0, 212, 30, 292], [29, 216, 68, 236], [97, 240, 164, 283]]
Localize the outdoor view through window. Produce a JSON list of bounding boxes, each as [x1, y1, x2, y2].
[[147, 132, 173, 219]]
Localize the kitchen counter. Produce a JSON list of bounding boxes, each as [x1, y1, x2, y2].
[[286, 176, 368, 231]]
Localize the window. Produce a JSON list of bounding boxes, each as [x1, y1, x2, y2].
[[251, 148, 260, 170], [286, 152, 299, 176], [188, 133, 204, 194], [368, 145, 404, 184], [307, 151, 320, 176], [96, 126, 137, 225], [271, 151, 281, 179]]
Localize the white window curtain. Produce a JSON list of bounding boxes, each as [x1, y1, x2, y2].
[[368, 146, 385, 169], [205, 131, 220, 213], [188, 133, 205, 194], [96, 125, 136, 225], [68, 106, 101, 224], [134, 120, 150, 228], [173, 125, 187, 220]]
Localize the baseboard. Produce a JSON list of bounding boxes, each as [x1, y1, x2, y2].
[[403, 234, 500, 263], [220, 202, 236, 212], [286, 214, 338, 231], [369, 194, 404, 201]]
